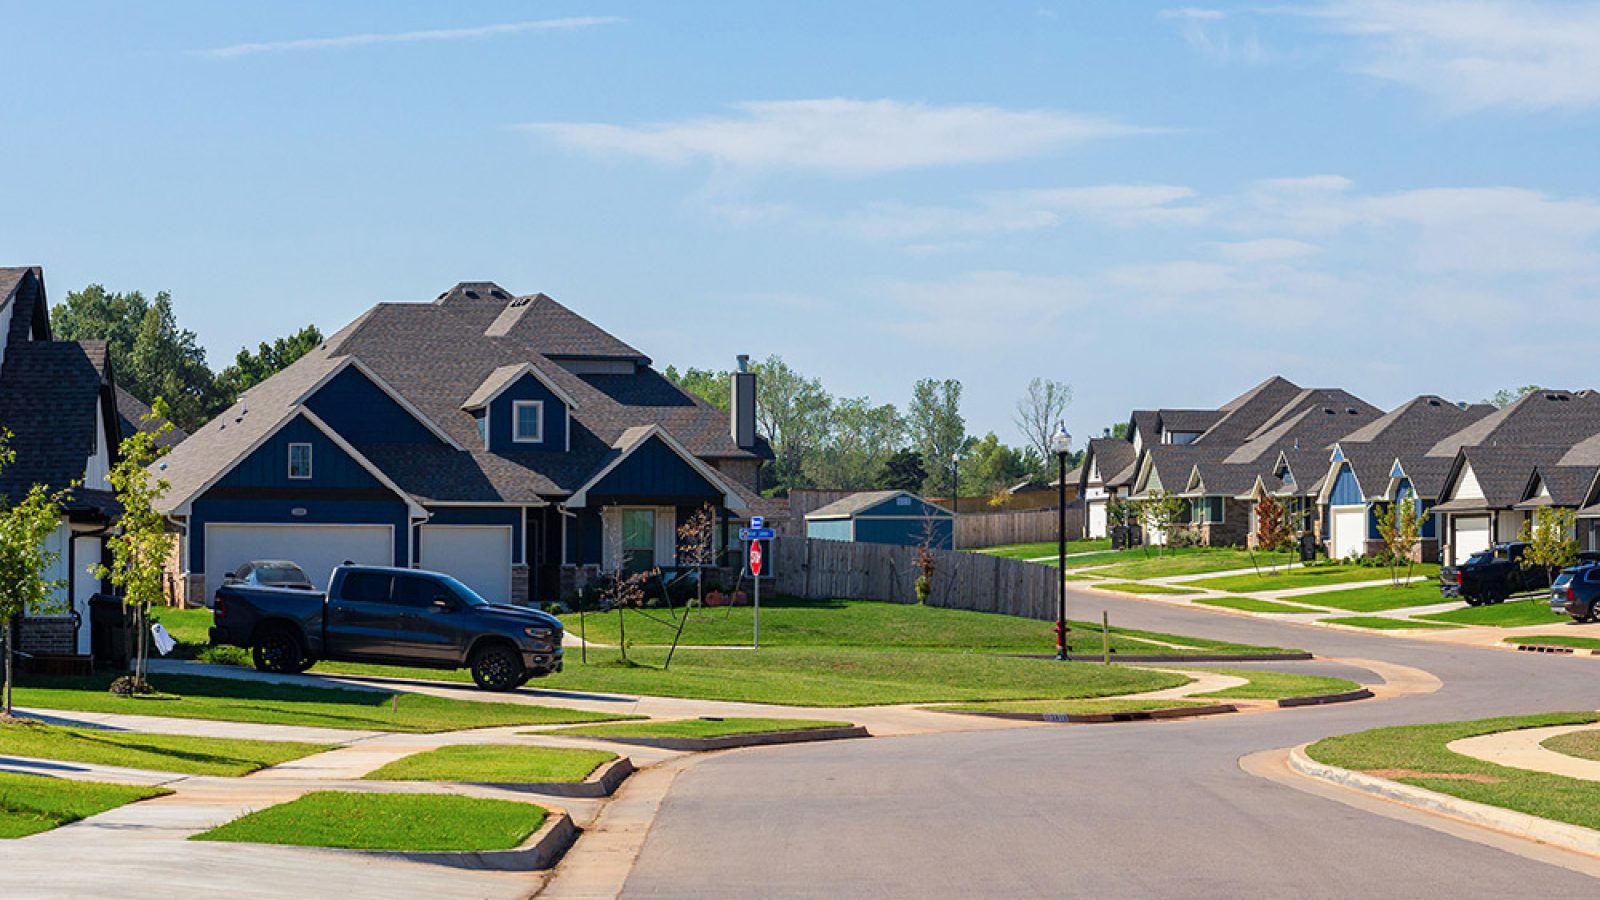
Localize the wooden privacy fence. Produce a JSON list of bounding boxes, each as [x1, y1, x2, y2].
[[770, 538, 1059, 621], [955, 506, 1083, 549]]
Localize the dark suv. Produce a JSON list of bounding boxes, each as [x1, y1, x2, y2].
[[1550, 564, 1600, 623]]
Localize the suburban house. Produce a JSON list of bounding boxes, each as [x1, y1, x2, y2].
[[1316, 396, 1496, 561], [804, 490, 953, 548], [0, 267, 180, 662], [1428, 390, 1600, 564], [154, 281, 772, 606], [1079, 436, 1137, 538]]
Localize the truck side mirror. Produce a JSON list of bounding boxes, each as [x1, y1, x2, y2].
[[431, 596, 457, 612]]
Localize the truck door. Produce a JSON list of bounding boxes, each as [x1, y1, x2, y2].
[[326, 571, 403, 660], [390, 573, 467, 664]]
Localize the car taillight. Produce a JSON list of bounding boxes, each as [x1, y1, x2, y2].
[[1568, 586, 1576, 602], [213, 596, 225, 618]]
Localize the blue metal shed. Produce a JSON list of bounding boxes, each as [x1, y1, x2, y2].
[[804, 490, 954, 549]]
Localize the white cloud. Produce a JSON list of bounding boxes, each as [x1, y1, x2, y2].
[[195, 16, 622, 59], [1297, 1, 1600, 110], [1160, 7, 1267, 62], [837, 185, 1202, 242], [880, 271, 1087, 347], [520, 99, 1153, 173]]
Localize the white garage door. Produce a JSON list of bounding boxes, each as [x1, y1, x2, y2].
[[1330, 506, 1367, 560], [205, 524, 393, 603], [419, 525, 513, 604], [1088, 501, 1108, 538], [1453, 516, 1492, 564]]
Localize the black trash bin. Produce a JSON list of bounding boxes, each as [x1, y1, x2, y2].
[[1298, 533, 1319, 563], [89, 593, 132, 669]]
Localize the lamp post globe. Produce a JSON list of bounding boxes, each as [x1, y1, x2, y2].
[[1051, 426, 1071, 660]]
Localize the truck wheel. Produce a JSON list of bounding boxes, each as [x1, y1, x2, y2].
[[1579, 604, 1599, 625], [252, 628, 305, 674], [470, 644, 524, 692]]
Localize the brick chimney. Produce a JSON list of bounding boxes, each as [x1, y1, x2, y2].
[[730, 354, 757, 450]]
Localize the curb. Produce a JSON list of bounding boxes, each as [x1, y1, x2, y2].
[[475, 756, 635, 798], [1277, 688, 1375, 708], [558, 725, 870, 751], [278, 809, 578, 872], [1514, 644, 1600, 656], [929, 703, 1237, 724], [1056, 652, 1314, 663], [1286, 746, 1600, 858]]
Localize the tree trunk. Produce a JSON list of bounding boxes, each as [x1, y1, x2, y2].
[[617, 605, 628, 663], [2, 615, 12, 717]]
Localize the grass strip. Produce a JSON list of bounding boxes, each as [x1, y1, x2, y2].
[[1088, 550, 1297, 580], [1187, 564, 1438, 594], [974, 539, 1112, 560], [933, 699, 1210, 715], [1307, 713, 1600, 831], [14, 673, 629, 734], [549, 717, 848, 740], [1191, 668, 1361, 700], [1541, 730, 1600, 763], [1298, 582, 1448, 613], [1502, 634, 1600, 650], [1420, 600, 1569, 628], [364, 744, 617, 784], [0, 721, 329, 776], [1194, 596, 1322, 614], [0, 772, 170, 839], [1324, 616, 1459, 630], [194, 791, 547, 852], [1091, 582, 1203, 595]]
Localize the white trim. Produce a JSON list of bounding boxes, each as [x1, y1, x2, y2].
[[287, 442, 313, 480], [566, 425, 749, 512], [295, 356, 465, 451], [460, 362, 581, 412], [512, 400, 545, 443]]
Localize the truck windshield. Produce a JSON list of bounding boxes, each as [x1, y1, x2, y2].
[[435, 574, 491, 607]]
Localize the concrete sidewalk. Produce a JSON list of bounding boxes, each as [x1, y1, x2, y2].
[[1448, 723, 1600, 782]]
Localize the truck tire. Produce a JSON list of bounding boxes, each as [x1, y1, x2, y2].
[[252, 627, 305, 674], [1579, 603, 1599, 625], [470, 643, 525, 692]]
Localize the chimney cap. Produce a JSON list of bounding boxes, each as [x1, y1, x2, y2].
[[736, 354, 750, 373]]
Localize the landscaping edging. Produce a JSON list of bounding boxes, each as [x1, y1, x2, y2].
[[565, 725, 870, 751], [277, 810, 577, 872], [478, 756, 635, 798], [1286, 746, 1600, 858], [1277, 688, 1375, 708], [933, 703, 1237, 724]]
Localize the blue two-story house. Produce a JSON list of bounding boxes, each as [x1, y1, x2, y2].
[[157, 282, 772, 605]]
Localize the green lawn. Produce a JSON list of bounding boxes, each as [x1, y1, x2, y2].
[[1055, 546, 1223, 570], [1091, 582, 1203, 595], [974, 538, 1111, 560], [1191, 668, 1362, 700], [1088, 549, 1297, 580], [1307, 713, 1600, 832], [1302, 582, 1447, 613], [151, 606, 249, 666], [934, 698, 1211, 715], [0, 772, 170, 839], [1542, 730, 1600, 762], [1502, 634, 1600, 650], [1186, 564, 1440, 594], [1420, 599, 1569, 628], [1324, 616, 1459, 630], [550, 717, 848, 740], [364, 744, 617, 784], [13, 673, 629, 733], [193, 791, 546, 852], [1194, 596, 1323, 614], [0, 722, 329, 776]]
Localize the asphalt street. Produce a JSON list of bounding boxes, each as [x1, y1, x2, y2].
[[622, 590, 1600, 898]]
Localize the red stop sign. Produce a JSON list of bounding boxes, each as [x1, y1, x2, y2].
[[749, 540, 763, 576]]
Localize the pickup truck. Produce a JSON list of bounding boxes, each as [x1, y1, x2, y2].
[[1438, 542, 1549, 606], [210, 564, 563, 691]]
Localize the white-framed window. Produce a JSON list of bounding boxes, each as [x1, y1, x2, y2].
[[288, 443, 313, 480], [513, 400, 544, 443], [476, 414, 488, 447]]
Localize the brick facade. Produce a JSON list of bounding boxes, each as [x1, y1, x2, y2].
[[17, 616, 76, 656]]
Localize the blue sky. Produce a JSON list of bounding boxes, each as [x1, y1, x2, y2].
[[6, 2, 1600, 448]]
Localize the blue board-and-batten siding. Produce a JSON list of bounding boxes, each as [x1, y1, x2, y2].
[[419, 506, 525, 565], [487, 374, 568, 452], [852, 517, 953, 549], [304, 365, 440, 445], [564, 508, 603, 566], [588, 436, 723, 503], [187, 414, 412, 571], [1327, 465, 1364, 506]]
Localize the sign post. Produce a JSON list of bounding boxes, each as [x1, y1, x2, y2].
[[740, 517, 773, 650]]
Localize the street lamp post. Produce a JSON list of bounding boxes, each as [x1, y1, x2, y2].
[[1051, 425, 1073, 660]]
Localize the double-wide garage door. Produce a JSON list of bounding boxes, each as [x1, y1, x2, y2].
[[204, 524, 393, 603], [419, 525, 513, 605]]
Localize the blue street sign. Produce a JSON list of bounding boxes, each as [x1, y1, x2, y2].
[[751, 516, 764, 528], [740, 527, 776, 541]]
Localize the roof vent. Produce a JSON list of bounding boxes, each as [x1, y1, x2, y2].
[[1348, 407, 1359, 415], [1427, 398, 1441, 407], [464, 290, 480, 300], [490, 289, 509, 300], [508, 297, 532, 309]]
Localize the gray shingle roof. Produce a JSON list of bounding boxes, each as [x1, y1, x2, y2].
[[805, 490, 949, 519], [1428, 389, 1600, 458], [115, 386, 187, 449], [0, 340, 110, 502], [1085, 437, 1137, 488], [1449, 445, 1577, 509], [1332, 396, 1496, 500]]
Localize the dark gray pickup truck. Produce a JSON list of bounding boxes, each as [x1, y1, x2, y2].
[[210, 564, 563, 691]]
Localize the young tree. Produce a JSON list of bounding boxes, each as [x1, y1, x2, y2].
[[1376, 497, 1423, 586], [1254, 494, 1295, 554], [0, 434, 70, 717], [98, 401, 177, 694], [1137, 491, 1188, 558], [1105, 495, 1138, 541], [1014, 378, 1073, 464], [1519, 507, 1579, 587], [908, 378, 965, 497], [214, 325, 325, 398]]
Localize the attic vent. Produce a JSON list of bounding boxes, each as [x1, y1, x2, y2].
[[1427, 399, 1441, 407], [1323, 407, 1335, 415], [464, 290, 480, 300], [508, 297, 533, 309], [490, 289, 509, 300], [1347, 407, 1359, 415]]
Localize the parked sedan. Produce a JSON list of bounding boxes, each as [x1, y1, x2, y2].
[[1550, 564, 1600, 623], [223, 560, 316, 591]]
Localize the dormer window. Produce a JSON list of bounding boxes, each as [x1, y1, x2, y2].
[[288, 443, 313, 479], [476, 414, 488, 447], [513, 401, 544, 443]]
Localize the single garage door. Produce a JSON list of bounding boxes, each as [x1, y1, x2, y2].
[[419, 525, 513, 604], [205, 523, 393, 602], [1452, 515, 1492, 564], [1329, 506, 1367, 560], [1088, 500, 1108, 538]]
